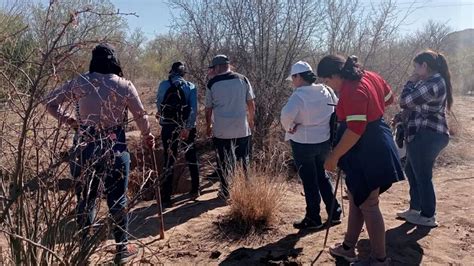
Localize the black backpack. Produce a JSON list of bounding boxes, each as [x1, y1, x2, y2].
[[325, 85, 339, 148], [160, 79, 191, 125]]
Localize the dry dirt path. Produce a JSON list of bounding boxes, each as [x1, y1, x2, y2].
[[88, 96, 474, 265]]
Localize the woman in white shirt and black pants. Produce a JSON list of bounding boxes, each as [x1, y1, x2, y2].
[[281, 61, 342, 230]]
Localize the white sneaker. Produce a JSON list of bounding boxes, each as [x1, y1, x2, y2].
[[396, 208, 420, 220], [406, 213, 438, 227]]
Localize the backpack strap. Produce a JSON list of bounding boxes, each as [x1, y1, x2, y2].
[[323, 85, 339, 148], [171, 79, 190, 121], [165, 78, 183, 99], [325, 85, 338, 106]]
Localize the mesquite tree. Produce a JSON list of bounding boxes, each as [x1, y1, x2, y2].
[[0, 0, 159, 264], [169, 0, 417, 148]]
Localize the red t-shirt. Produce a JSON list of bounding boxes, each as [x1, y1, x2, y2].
[[336, 71, 394, 135]]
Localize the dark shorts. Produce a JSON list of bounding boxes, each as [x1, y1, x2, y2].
[[337, 119, 404, 206]]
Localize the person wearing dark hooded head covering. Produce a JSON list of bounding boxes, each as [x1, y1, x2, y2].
[[44, 43, 154, 264], [89, 43, 124, 77], [156, 61, 200, 205]]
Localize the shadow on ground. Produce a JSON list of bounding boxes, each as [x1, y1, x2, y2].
[[128, 186, 226, 239], [385, 222, 430, 265], [352, 222, 430, 265], [220, 228, 323, 265]]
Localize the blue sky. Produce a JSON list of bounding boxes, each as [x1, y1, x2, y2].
[[110, 0, 474, 40], [111, 0, 171, 37], [1, 0, 473, 39]]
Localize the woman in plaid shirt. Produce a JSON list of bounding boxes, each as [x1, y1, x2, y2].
[[396, 50, 452, 227]]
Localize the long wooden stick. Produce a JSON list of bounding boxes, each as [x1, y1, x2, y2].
[[322, 169, 342, 248], [151, 149, 165, 239], [340, 171, 345, 218]]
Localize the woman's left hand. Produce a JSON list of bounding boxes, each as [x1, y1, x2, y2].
[[324, 152, 340, 172], [288, 124, 299, 134]]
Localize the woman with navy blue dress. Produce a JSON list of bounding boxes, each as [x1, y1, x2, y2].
[[317, 55, 404, 265]]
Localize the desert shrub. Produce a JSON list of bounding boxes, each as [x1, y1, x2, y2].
[[225, 165, 287, 235]]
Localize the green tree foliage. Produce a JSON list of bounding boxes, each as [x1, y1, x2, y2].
[[0, 1, 136, 264], [0, 9, 35, 100]]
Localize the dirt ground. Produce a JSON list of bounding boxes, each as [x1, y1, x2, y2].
[[1, 96, 472, 265], [84, 96, 474, 265]]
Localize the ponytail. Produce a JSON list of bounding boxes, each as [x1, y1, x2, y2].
[[299, 70, 318, 84], [436, 54, 453, 110]]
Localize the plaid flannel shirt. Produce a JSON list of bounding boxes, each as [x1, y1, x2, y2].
[[399, 73, 449, 142]]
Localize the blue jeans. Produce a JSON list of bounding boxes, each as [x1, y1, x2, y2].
[[405, 129, 449, 217], [291, 140, 341, 223], [75, 142, 130, 247]]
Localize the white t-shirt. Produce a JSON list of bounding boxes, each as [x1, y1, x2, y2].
[[205, 71, 255, 139], [280, 84, 337, 144]]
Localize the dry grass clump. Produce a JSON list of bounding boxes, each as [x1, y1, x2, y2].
[[223, 164, 287, 235], [437, 109, 474, 166], [252, 141, 296, 180]]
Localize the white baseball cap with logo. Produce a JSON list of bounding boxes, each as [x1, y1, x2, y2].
[[286, 61, 313, 81]]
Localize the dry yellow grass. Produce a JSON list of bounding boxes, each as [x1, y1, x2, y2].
[[437, 102, 474, 166], [226, 165, 287, 233]]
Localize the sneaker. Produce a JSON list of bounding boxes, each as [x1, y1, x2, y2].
[[293, 217, 324, 230], [406, 213, 438, 227], [350, 256, 391, 266], [329, 243, 358, 262], [328, 217, 342, 226], [396, 208, 420, 220], [328, 212, 342, 225], [114, 244, 138, 264]]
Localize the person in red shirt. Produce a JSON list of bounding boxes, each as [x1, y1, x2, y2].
[[317, 55, 404, 265]]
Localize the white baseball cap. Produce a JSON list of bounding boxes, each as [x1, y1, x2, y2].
[[286, 61, 313, 80]]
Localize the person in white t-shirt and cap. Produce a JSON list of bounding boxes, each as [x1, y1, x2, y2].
[[281, 60, 342, 230], [205, 54, 256, 199]]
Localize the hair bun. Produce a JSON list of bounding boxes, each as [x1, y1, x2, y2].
[[341, 55, 364, 80], [346, 55, 358, 66]]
